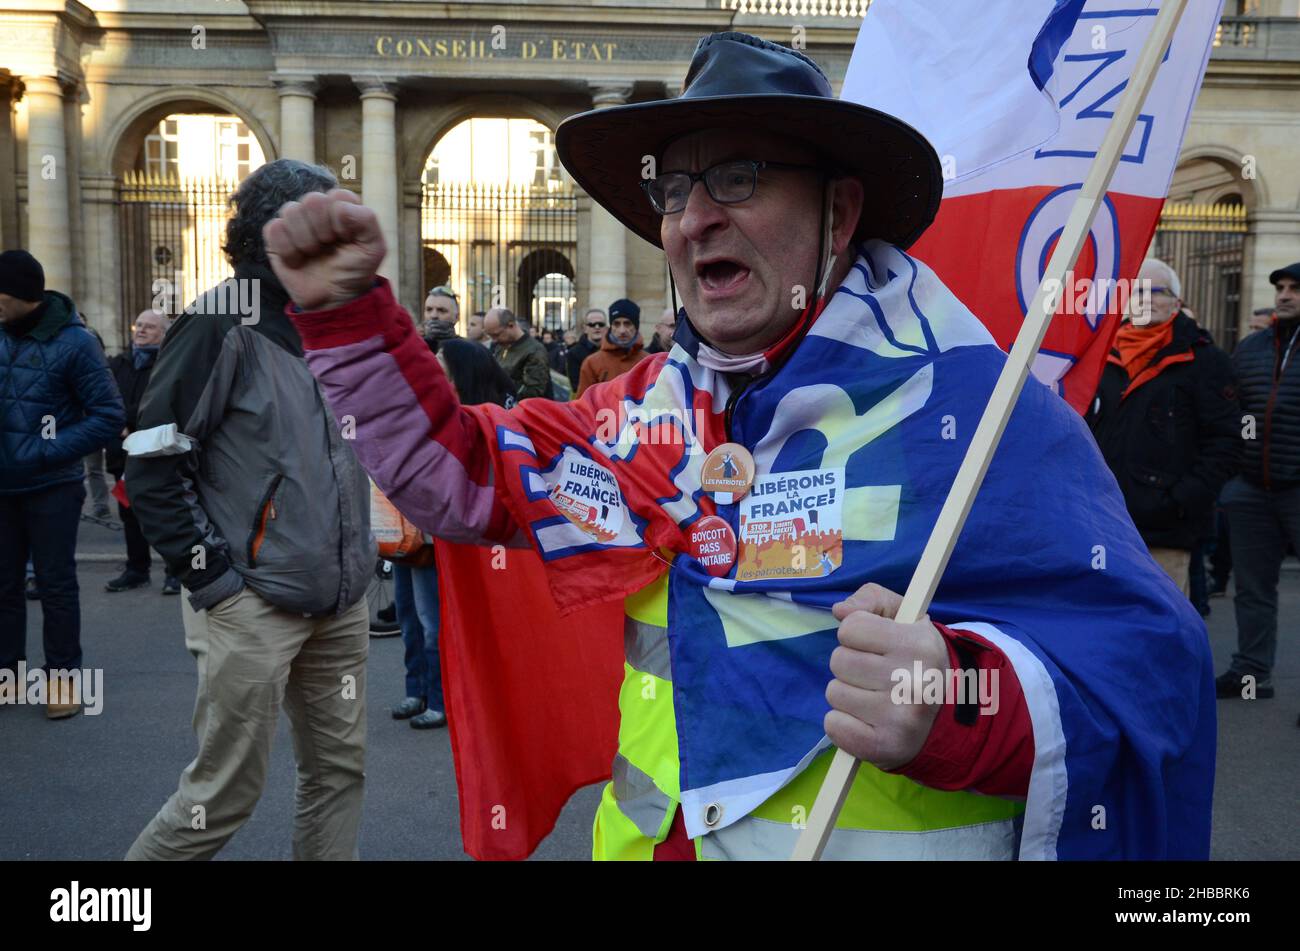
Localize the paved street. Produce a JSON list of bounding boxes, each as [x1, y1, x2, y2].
[[2, 506, 1297, 860]]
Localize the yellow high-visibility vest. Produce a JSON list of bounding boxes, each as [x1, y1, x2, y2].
[[593, 573, 1025, 860]]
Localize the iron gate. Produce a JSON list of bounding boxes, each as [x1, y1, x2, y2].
[[118, 171, 237, 339], [1151, 201, 1247, 352], [420, 182, 578, 331]]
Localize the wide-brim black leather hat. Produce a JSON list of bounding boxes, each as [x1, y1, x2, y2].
[[556, 31, 942, 251]]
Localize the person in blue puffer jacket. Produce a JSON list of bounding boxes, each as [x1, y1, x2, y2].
[[0, 249, 125, 719]]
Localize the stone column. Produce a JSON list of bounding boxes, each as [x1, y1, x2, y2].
[[272, 74, 318, 163], [401, 178, 424, 315], [79, 173, 120, 345], [357, 78, 400, 291], [584, 83, 634, 309], [1245, 208, 1300, 334], [0, 76, 19, 248], [22, 75, 72, 294]]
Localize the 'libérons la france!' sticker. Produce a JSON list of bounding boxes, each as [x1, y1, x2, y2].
[[548, 455, 624, 544], [736, 467, 845, 582]]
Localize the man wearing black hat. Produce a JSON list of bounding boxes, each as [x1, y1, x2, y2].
[[0, 249, 125, 719], [575, 298, 648, 397], [1216, 261, 1300, 700], [262, 32, 1212, 860]]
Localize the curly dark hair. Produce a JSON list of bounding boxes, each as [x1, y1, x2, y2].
[[222, 159, 339, 266]]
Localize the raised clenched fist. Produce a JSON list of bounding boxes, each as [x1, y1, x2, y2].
[[263, 188, 386, 311]]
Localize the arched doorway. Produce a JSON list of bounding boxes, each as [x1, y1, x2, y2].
[[517, 248, 575, 331], [419, 117, 577, 321], [116, 109, 266, 331], [1152, 153, 1256, 350], [422, 247, 452, 301]]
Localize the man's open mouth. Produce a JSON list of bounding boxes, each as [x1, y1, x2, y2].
[[696, 258, 751, 293]]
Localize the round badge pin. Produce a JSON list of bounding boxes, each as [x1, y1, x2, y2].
[[701, 442, 755, 504], [688, 515, 737, 577]]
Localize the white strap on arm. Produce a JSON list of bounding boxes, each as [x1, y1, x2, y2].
[[123, 423, 195, 457]]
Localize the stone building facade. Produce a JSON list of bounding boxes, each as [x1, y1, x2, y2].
[[1, 0, 1298, 350]]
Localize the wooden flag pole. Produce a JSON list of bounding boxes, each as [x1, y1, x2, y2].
[[790, 0, 1191, 861]]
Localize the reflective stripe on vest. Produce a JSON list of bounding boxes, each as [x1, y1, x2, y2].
[[701, 814, 1018, 861], [624, 615, 672, 681], [611, 753, 673, 839], [595, 572, 679, 856]]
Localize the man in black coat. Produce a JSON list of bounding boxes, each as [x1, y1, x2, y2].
[[1214, 261, 1300, 700], [104, 308, 178, 594], [1089, 259, 1241, 599], [565, 307, 606, 393]]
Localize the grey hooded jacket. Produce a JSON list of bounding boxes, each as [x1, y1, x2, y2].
[[125, 262, 373, 615]]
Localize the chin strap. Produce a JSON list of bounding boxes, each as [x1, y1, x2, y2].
[[669, 266, 681, 325], [815, 180, 838, 302]]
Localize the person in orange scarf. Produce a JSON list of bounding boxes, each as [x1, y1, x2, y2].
[[1088, 259, 1241, 595], [574, 298, 649, 397]]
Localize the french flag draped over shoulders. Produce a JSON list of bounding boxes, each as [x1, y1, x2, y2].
[[844, 0, 1225, 412]]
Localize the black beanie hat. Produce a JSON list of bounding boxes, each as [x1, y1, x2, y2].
[[609, 298, 640, 330], [1269, 262, 1300, 286], [0, 250, 45, 302]]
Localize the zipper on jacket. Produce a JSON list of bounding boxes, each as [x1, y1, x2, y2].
[[247, 473, 283, 567], [1261, 326, 1292, 491]]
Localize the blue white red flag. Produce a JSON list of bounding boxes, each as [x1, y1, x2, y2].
[[470, 241, 1215, 858], [843, 0, 1225, 412]]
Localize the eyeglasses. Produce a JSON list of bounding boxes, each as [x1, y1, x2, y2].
[[586, 321, 606, 329], [641, 159, 822, 216], [1133, 285, 1176, 306], [428, 285, 458, 299]]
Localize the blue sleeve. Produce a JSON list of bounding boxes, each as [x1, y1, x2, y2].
[[42, 331, 126, 468]]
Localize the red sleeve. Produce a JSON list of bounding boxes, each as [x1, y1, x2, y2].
[[892, 623, 1034, 798]]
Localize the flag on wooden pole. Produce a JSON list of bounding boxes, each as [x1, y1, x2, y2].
[[843, 0, 1225, 412], [793, 0, 1223, 861]]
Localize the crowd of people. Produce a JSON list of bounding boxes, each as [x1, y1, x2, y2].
[[1, 130, 1297, 858], [417, 284, 677, 402], [1088, 256, 1300, 704]]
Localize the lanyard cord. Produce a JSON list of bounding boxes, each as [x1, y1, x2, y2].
[[1279, 324, 1300, 380]]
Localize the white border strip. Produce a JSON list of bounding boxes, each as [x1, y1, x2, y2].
[[955, 621, 1068, 860], [681, 736, 832, 839]]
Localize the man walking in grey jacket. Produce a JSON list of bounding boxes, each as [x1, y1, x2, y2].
[[123, 160, 374, 860]]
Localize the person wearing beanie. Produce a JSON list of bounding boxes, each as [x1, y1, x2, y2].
[[0, 249, 126, 719], [575, 297, 650, 397]]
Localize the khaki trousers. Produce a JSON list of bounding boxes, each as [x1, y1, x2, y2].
[[126, 586, 368, 860], [1149, 547, 1192, 597]]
